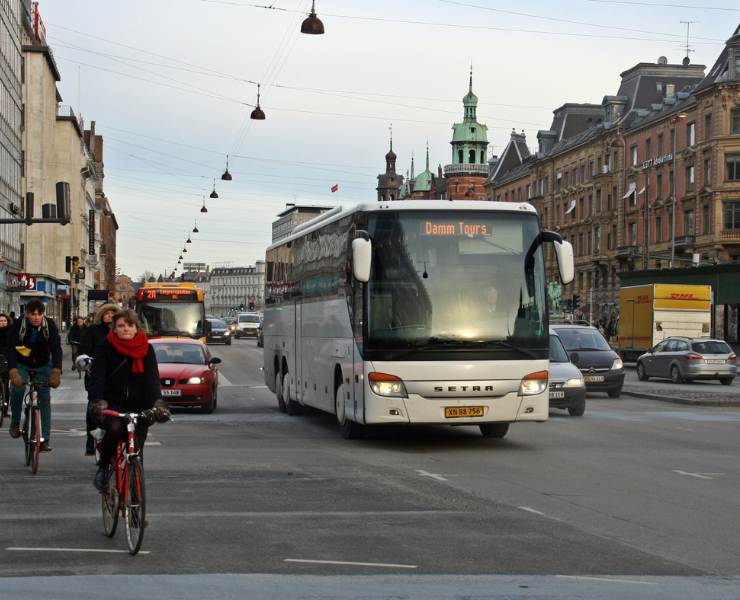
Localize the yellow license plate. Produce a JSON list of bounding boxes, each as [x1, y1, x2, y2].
[[584, 375, 605, 383], [444, 406, 485, 418]]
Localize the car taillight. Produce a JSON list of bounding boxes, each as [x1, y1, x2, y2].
[[727, 354, 736, 363], [686, 353, 703, 361]]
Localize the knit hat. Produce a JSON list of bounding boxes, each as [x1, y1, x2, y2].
[[94, 302, 119, 325]]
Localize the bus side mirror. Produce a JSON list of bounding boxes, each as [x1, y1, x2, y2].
[[352, 238, 372, 283], [554, 240, 574, 285]]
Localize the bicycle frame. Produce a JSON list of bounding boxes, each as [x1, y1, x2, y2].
[[102, 410, 141, 502], [22, 374, 48, 474]]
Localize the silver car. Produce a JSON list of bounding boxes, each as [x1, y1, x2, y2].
[[637, 337, 737, 385], [549, 332, 586, 416]]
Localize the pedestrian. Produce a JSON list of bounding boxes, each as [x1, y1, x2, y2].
[[8, 311, 16, 325], [0, 313, 12, 407], [67, 316, 86, 370], [89, 309, 168, 491], [6, 300, 63, 452], [79, 303, 118, 455]]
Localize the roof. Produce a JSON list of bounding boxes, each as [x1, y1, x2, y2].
[[413, 169, 434, 192], [694, 25, 740, 94], [488, 132, 531, 184], [276, 204, 332, 218], [451, 121, 489, 144]]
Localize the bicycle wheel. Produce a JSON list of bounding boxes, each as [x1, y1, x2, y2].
[[124, 458, 146, 555], [23, 407, 31, 467], [30, 407, 41, 474], [101, 464, 119, 537], [0, 383, 6, 428]]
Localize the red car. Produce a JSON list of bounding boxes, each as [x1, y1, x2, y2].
[[150, 338, 222, 413]]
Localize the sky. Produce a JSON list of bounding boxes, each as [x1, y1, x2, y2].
[[37, 0, 738, 280]]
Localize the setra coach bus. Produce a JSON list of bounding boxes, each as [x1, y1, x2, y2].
[[263, 200, 574, 438], [135, 282, 207, 343]]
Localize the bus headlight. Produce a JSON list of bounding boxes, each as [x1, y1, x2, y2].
[[564, 378, 584, 388], [186, 376, 205, 384], [519, 370, 548, 396], [368, 372, 407, 398]]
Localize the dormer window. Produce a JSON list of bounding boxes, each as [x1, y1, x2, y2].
[[666, 83, 676, 97], [470, 127, 475, 134], [656, 82, 663, 93]]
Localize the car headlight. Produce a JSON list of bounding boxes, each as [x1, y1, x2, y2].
[[564, 378, 584, 388], [611, 358, 624, 370], [519, 370, 548, 396], [186, 376, 205, 384], [368, 372, 407, 398]]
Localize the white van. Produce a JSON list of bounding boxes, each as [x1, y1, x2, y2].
[[236, 312, 261, 338]]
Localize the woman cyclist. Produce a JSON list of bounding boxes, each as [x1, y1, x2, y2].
[[89, 309, 168, 491]]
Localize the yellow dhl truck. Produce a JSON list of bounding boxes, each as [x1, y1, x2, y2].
[[617, 284, 712, 361]]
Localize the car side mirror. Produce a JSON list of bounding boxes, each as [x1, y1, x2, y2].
[[209, 357, 222, 365]]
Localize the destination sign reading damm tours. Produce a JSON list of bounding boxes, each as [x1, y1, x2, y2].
[[422, 220, 490, 237]]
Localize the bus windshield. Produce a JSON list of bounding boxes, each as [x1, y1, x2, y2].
[[138, 302, 206, 338], [366, 211, 546, 354]]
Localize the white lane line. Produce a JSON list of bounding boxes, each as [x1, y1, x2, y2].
[[6, 547, 150, 555], [285, 558, 417, 569], [219, 372, 233, 387], [144, 441, 161, 447], [672, 469, 724, 480], [518, 506, 564, 522], [556, 575, 657, 586], [416, 469, 448, 482]]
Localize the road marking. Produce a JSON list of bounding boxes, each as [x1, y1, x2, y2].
[[518, 506, 563, 522], [556, 575, 657, 586], [6, 547, 150, 555], [285, 558, 417, 569], [672, 470, 724, 480], [416, 469, 448, 482], [144, 441, 161, 446], [219, 372, 233, 387]]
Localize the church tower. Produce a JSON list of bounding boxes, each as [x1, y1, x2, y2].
[[376, 129, 403, 202], [444, 68, 489, 200]]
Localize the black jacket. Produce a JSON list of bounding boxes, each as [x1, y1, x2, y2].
[[0, 327, 12, 369], [67, 324, 85, 345], [7, 317, 63, 370], [89, 340, 162, 411], [79, 322, 111, 358]]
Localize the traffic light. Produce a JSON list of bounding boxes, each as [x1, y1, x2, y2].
[[248, 302, 255, 311], [65, 255, 80, 273], [572, 293, 580, 308]]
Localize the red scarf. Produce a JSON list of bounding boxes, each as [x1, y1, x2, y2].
[[106, 330, 149, 374]]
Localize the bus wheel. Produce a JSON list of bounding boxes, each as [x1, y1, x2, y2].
[[335, 384, 362, 439], [275, 371, 287, 413], [479, 423, 509, 439]]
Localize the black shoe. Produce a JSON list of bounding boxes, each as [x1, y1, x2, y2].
[[85, 438, 95, 456], [9, 423, 20, 439], [94, 468, 108, 492], [40, 441, 51, 452]]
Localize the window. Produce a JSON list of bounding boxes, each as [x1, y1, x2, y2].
[[687, 122, 696, 146], [594, 225, 601, 254], [458, 149, 464, 163], [726, 153, 740, 181], [684, 209, 694, 236], [666, 83, 675, 97], [656, 82, 663, 94], [669, 167, 674, 195], [704, 113, 712, 140], [702, 204, 711, 235], [723, 200, 740, 230], [656, 172, 663, 198], [628, 221, 637, 244], [685, 164, 695, 190], [656, 215, 662, 242], [704, 158, 711, 186], [596, 188, 602, 212], [469, 150, 475, 164], [657, 132, 664, 155], [578, 232, 584, 255], [630, 144, 638, 166], [645, 137, 652, 160], [733, 109, 740, 135]]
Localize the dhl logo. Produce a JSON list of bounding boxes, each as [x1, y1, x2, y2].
[[635, 295, 650, 304], [670, 293, 699, 300]]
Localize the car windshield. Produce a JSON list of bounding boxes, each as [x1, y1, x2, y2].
[[549, 335, 570, 363], [692, 340, 732, 354], [239, 315, 260, 323], [137, 302, 206, 337], [555, 328, 611, 351], [153, 343, 206, 365], [209, 319, 227, 329]]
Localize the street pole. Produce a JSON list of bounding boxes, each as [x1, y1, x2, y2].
[[643, 169, 650, 270], [670, 125, 676, 268]]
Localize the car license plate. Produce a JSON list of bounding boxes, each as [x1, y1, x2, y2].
[[444, 406, 484, 418], [161, 389, 181, 397], [707, 359, 725, 364], [549, 391, 565, 399], [584, 375, 605, 383]]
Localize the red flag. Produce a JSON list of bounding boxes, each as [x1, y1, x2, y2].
[[331, 184, 339, 193]]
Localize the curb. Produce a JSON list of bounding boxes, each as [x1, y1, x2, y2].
[[622, 390, 740, 407]]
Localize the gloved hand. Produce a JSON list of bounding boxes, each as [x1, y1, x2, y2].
[[9, 368, 22, 389], [92, 399, 108, 419], [152, 398, 171, 423], [49, 368, 62, 389]]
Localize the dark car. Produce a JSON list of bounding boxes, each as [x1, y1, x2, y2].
[[256, 320, 263, 348], [206, 317, 232, 345], [548, 331, 586, 416], [551, 324, 624, 398], [637, 337, 737, 384]]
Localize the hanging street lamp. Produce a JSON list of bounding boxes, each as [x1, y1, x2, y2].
[[210, 178, 219, 199], [221, 155, 232, 181], [200, 196, 208, 213], [301, 0, 325, 34], [250, 83, 266, 120]]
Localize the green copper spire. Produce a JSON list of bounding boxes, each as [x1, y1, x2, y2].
[[463, 64, 478, 121], [413, 141, 435, 193], [410, 152, 415, 181], [450, 67, 488, 166]]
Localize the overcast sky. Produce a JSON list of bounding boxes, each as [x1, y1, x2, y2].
[[38, 0, 737, 280]]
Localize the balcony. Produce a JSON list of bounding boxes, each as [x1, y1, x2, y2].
[[616, 245, 638, 258], [673, 234, 695, 249], [720, 230, 740, 243], [443, 163, 489, 177]]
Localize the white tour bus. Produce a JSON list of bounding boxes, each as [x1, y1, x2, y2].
[[263, 200, 574, 438]]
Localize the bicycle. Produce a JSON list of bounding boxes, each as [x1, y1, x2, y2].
[[21, 372, 49, 475], [99, 408, 162, 555], [0, 355, 9, 429]]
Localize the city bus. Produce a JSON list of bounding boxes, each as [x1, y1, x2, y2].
[[135, 282, 207, 343], [263, 200, 574, 438]]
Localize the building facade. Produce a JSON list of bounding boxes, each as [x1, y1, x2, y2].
[[272, 204, 332, 243], [486, 31, 740, 324], [0, 0, 24, 313], [208, 262, 265, 317]]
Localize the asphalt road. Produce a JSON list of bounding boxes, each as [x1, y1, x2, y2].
[[1, 339, 740, 599]]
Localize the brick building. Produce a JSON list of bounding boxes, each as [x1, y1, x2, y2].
[[486, 28, 740, 323]]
